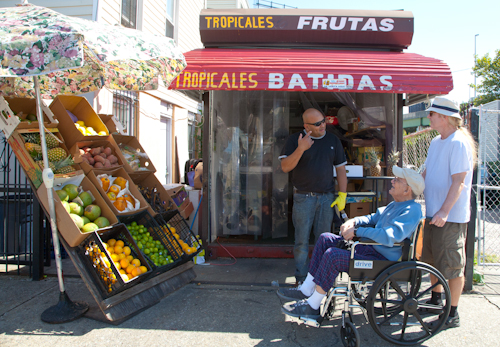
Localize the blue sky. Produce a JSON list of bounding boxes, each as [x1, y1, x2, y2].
[[253, 0, 499, 104]]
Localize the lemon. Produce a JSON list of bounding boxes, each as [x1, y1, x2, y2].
[[76, 121, 85, 127]]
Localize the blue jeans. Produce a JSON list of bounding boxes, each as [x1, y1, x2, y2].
[[292, 192, 334, 282]]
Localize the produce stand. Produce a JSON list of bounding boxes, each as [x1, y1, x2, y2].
[[0, 94, 201, 323]]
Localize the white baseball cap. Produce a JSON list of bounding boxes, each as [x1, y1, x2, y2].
[[392, 166, 425, 196], [425, 97, 461, 119]]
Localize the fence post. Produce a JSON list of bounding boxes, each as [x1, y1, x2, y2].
[[465, 108, 479, 291]]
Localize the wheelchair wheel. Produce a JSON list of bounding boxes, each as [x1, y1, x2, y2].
[[372, 270, 422, 316], [366, 261, 451, 346], [340, 320, 360, 347]]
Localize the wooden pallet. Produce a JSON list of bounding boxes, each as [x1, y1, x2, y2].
[[62, 237, 196, 324]]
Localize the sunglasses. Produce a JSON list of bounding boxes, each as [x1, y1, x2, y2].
[[305, 118, 326, 127]]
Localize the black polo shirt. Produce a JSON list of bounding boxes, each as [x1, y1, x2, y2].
[[280, 130, 346, 193]]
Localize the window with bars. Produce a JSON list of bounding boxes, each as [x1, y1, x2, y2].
[[121, 0, 137, 29], [112, 91, 138, 136]]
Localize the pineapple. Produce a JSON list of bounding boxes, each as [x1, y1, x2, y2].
[[54, 155, 75, 174], [35, 160, 56, 172], [47, 147, 66, 162], [365, 147, 381, 177], [386, 149, 401, 177], [25, 142, 42, 154], [22, 133, 40, 144], [44, 132, 60, 149]]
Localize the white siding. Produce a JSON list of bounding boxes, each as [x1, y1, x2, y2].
[[0, 0, 94, 19], [177, 0, 204, 53], [142, 0, 166, 36], [206, 0, 249, 9], [98, 0, 120, 25]]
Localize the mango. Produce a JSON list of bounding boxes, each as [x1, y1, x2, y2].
[[84, 204, 101, 221]]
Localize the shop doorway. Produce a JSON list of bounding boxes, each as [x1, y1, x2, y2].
[[208, 90, 395, 247]]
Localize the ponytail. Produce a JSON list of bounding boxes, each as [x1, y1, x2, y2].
[[448, 116, 478, 167]]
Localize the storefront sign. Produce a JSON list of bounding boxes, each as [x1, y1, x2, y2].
[[169, 49, 454, 95], [200, 9, 414, 50], [174, 71, 394, 92]]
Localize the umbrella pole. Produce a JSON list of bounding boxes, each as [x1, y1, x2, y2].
[[33, 77, 89, 323]]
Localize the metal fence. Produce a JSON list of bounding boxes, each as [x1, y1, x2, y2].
[[476, 106, 500, 269], [0, 134, 50, 279], [403, 127, 438, 212]]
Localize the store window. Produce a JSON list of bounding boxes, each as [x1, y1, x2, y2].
[[187, 112, 196, 159], [209, 90, 396, 244], [210, 90, 290, 242], [121, 0, 137, 29]]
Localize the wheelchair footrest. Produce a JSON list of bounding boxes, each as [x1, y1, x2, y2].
[[300, 316, 323, 328]]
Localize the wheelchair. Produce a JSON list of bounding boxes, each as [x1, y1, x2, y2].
[[280, 219, 452, 346]]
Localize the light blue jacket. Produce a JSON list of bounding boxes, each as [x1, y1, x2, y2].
[[353, 200, 422, 261]]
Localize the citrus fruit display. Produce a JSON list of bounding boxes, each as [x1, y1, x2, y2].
[[104, 238, 146, 281], [161, 224, 198, 256], [85, 242, 117, 293], [126, 221, 174, 266]]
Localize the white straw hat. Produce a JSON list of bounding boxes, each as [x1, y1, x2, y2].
[[426, 97, 461, 118], [392, 166, 425, 196]]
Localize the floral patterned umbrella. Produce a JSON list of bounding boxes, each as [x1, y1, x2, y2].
[[0, 4, 186, 98]]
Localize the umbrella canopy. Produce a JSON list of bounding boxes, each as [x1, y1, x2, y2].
[[0, 4, 186, 98]]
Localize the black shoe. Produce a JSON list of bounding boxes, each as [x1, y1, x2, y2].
[[277, 287, 309, 301], [281, 299, 320, 320], [417, 300, 443, 315], [427, 313, 460, 331]]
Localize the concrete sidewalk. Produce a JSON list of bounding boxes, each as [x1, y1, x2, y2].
[[1, 258, 500, 347]]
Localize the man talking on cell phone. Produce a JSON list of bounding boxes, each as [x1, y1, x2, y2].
[[279, 108, 347, 286]]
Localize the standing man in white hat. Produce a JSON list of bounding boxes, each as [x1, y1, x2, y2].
[[421, 97, 477, 330]]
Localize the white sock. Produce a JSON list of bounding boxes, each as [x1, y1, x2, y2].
[[300, 273, 315, 296], [307, 289, 326, 310]]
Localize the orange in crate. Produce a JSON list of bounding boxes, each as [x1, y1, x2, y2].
[[101, 177, 110, 192], [114, 177, 128, 190], [123, 193, 134, 206], [113, 197, 127, 211], [109, 184, 121, 195], [107, 191, 117, 201]]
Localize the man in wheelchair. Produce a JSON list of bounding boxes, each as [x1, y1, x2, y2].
[[278, 166, 424, 321]]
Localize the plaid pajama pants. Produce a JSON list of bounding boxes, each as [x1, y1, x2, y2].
[[309, 232, 388, 292]]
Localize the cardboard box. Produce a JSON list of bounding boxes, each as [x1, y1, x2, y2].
[[98, 114, 126, 135], [109, 134, 156, 176], [7, 129, 83, 189], [333, 165, 363, 178], [345, 202, 371, 218], [164, 184, 194, 219], [4, 97, 58, 130], [69, 138, 123, 174], [131, 173, 177, 216], [87, 167, 149, 216], [36, 175, 119, 248], [50, 95, 109, 149]]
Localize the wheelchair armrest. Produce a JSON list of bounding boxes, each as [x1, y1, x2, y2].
[[350, 239, 406, 258]]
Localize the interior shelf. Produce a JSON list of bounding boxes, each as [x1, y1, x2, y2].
[[345, 125, 386, 138]]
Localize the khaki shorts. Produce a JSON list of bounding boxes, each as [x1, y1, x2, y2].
[[420, 219, 467, 280]]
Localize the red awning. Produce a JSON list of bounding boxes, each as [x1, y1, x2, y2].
[[169, 48, 453, 95]]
